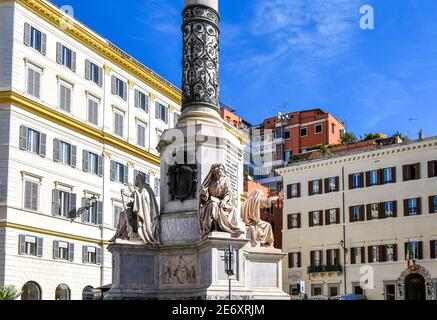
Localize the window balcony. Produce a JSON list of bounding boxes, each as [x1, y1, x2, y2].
[[307, 265, 343, 274]]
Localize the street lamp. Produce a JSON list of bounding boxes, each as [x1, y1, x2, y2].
[[71, 195, 98, 220], [224, 245, 235, 301]]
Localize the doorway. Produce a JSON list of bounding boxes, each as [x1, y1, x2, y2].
[[405, 273, 426, 300]]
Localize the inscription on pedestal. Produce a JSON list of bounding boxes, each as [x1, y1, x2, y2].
[[120, 255, 155, 287]]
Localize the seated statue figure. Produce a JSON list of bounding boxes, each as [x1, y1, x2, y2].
[[199, 164, 245, 238], [241, 190, 282, 248], [110, 174, 161, 245]]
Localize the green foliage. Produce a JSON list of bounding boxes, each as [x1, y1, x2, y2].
[[287, 155, 299, 164], [341, 132, 358, 145], [0, 286, 22, 300], [392, 131, 410, 143], [311, 144, 330, 155], [364, 133, 385, 141]]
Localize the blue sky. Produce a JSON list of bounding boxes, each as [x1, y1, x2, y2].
[[52, 0, 437, 139]]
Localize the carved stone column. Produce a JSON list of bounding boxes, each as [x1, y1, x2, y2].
[[179, 0, 222, 125]]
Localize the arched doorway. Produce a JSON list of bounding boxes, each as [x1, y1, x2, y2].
[[82, 286, 94, 300], [55, 284, 71, 300], [405, 273, 426, 301], [21, 281, 42, 300]]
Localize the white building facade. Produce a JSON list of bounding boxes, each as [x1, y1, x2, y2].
[[0, 0, 182, 300], [277, 137, 437, 300]]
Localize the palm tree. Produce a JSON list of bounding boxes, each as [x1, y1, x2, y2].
[[0, 286, 22, 300]]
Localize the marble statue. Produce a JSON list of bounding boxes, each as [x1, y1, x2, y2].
[[110, 174, 161, 245], [199, 163, 245, 238], [241, 190, 282, 248]]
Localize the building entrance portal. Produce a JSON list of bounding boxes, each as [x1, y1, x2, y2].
[[397, 263, 433, 300], [405, 273, 426, 301]]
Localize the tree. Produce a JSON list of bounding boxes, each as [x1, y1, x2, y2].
[[341, 131, 358, 145], [0, 286, 22, 300], [392, 131, 410, 143], [364, 133, 385, 141]]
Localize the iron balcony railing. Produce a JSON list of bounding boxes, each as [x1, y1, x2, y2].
[[307, 265, 343, 274]]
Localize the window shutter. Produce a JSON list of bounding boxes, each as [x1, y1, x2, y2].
[[69, 193, 77, 218], [31, 182, 38, 211], [351, 248, 356, 265], [367, 246, 372, 263], [393, 244, 398, 261], [324, 179, 329, 193], [85, 60, 91, 80], [297, 213, 301, 228], [97, 66, 103, 87], [83, 150, 89, 172], [111, 76, 116, 94], [391, 167, 397, 183], [417, 198, 422, 215], [297, 183, 301, 197], [393, 201, 398, 217], [122, 82, 127, 100], [81, 198, 87, 222], [68, 243, 74, 262], [24, 181, 32, 209], [24, 23, 31, 46], [97, 201, 103, 225], [404, 243, 408, 260], [82, 246, 87, 263], [34, 71, 41, 98], [56, 43, 62, 64], [378, 203, 385, 219], [165, 107, 169, 124], [155, 101, 160, 119], [336, 208, 340, 224], [53, 240, 59, 259], [325, 210, 330, 226], [19, 126, 28, 150], [403, 165, 408, 181], [416, 163, 421, 179], [348, 174, 353, 190], [287, 185, 291, 199], [123, 165, 129, 184], [359, 205, 365, 221], [365, 171, 371, 187], [52, 189, 60, 216], [97, 248, 102, 265], [336, 249, 340, 265], [53, 139, 60, 162], [110, 161, 116, 181], [36, 237, 43, 257], [428, 161, 433, 178], [310, 251, 315, 266], [18, 235, 25, 255], [349, 207, 354, 223], [41, 32, 47, 55], [359, 173, 364, 188], [97, 155, 103, 177], [297, 252, 302, 268], [318, 179, 323, 194], [39, 133, 46, 157], [326, 250, 332, 266], [404, 199, 408, 216], [335, 177, 340, 192], [71, 51, 76, 72], [308, 181, 312, 196], [71, 145, 77, 167], [379, 245, 385, 262], [288, 253, 293, 268], [418, 242, 423, 260], [431, 241, 436, 259], [377, 169, 383, 185], [430, 196, 435, 214], [287, 214, 292, 229], [308, 212, 313, 227], [134, 90, 139, 108]]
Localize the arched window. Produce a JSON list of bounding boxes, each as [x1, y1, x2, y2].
[[82, 286, 94, 300], [55, 284, 71, 300], [21, 281, 42, 300]]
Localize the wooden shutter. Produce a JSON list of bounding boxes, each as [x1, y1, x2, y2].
[[297, 213, 301, 228], [68, 243, 74, 262], [378, 202, 385, 219], [53, 240, 59, 259], [318, 179, 323, 194], [359, 205, 365, 221], [393, 201, 398, 217], [359, 173, 364, 188], [417, 198, 422, 215], [134, 89, 139, 108], [326, 250, 332, 266], [122, 81, 127, 100], [393, 244, 398, 261], [431, 241, 436, 259], [430, 196, 436, 214], [36, 237, 43, 257], [52, 189, 60, 215], [155, 101, 160, 119], [287, 215, 292, 229], [319, 211, 324, 226], [83, 150, 89, 172], [41, 32, 47, 55], [96, 248, 102, 265], [287, 185, 291, 199], [415, 163, 421, 179], [366, 204, 371, 221], [336, 249, 341, 265], [39, 133, 46, 157], [71, 145, 77, 167], [18, 235, 25, 255], [123, 165, 129, 184], [69, 193, 77, 218], [97, 66, 103, 86], [361, 247, 365, 264], [379, 245, 386, 262], [336, 208, 340, 224], [31, 182, 38, 211], [82, 246, 87, 263], [19, 126, 27, 150], [309, 212, 313, 227], [81, 198, 87, 222], [111, 75, 116, 95], [56, 42, 62, 64], [403, 199, 409, 216], [348, 174, 353, 190], [351, 248, 356, 264], [367, 246, 372, 263], [418, 242, 423, 259], [325, 210, 330, 226], [365, 171, 371, 187], [308, 181, 313, 196], [349, 207, 354, 223], [97, 155, 103, 177], [335, 177, 340, 192], [71, 51, 76, 72], [391, 167, 397, 183], [288, 253, 293, 268], [97, 201, 103, 225], [85, 60, 91, 80], [377, 169, 383, 185], [404, 243, 408, 260], [403, 165, 408, 181], [297, 253, 302, 268], [24, 23, 31, 46], [310, 251, 315, 266], [53, 139, 60, 162], [110, 160, 116, 181], [324, 179, 329, 193], [297, 183, 301, 197], [24, 181, 31, 209]]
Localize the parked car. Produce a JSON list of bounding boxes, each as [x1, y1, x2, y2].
[[331, 294, 368, 300]]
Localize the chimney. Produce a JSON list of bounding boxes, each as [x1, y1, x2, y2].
[[419, 130, 424, 141]]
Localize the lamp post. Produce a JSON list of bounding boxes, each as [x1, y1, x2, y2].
[[71, 196, 98, 220], [224, 245, 235, 300]]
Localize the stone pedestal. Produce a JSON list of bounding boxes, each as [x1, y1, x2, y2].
[[105, 233, 289, 300]]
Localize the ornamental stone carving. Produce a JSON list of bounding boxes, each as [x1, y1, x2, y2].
[[182, 5, 220, 112]]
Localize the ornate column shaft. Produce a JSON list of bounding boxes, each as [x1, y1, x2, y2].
[[182, 0, 220, 115]]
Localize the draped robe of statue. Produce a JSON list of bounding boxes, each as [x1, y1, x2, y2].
[[241, 190, 275, 248], [199, 164, 245, 238], [110, 175, 161, 245]]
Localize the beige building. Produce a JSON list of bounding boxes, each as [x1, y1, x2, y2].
[[277, 136, 437, 300]]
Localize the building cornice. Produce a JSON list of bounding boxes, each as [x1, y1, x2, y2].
[[0, 221, 109, 245], [0, 91, 160, 166], [6, 0, 182, 107]]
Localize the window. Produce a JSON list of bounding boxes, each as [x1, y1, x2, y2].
[[428, 161, 437, 178], [110, 161, 128, 184], [154, 178, 160, 196], [289, 284, 299, 296], [134, 89, 149, 112], [369, 203, 379, 220], [403, 163, 420, 181], [327, 249, 340, 266], [312, 250, 322, 267], [113, 204, 123, 229], [326, 177, 338, 193], [384, 201, 395, 218], [315, 124, 322, 134], [56, 43, 76, 71], [353, 284, 364, 295], [20, 126, 46, 157], [85, 60, 103, 86], [83, 151, 103, 176], [18, 235, 42, 257], [383, 168, 395, 184], [284, 131, 291, 139], [368, 170, 378, 186], [309, 180, 322, 195], [405, 242, 422, 260], [55, 140, 76, 166], [350, 173, 363, 189], [300, 128, 307, 137], [55, 284, 71, 300], [24, 23, 46, 54], [328, 209, 337, 224], [82, 246, 102, 265], [310, 211, 321, 226], [82, 198, 102, 225], [288, 252, 300, 268], [431, 240, 437, 259], [87, 98, 99, 125], [385, 245, 395, 262], [331, 124, 335, 134], [406, 198, 420, 216], [155, 101, 169, 123], [431, 196, 437, 214], [113, 110, 124, 137], [134, 170, 151, 185], [287, 183, 300, 199], [111, 76, 127, 100], [53, 241, 74, 261], [311, 284, 323, 296], [21, 281, 42, 300], [328, 284, 339, 298], [385, 283, 396, 301], [137, 123, 146, 148], [352, 206, 361, 222], [52, 190, 76, 218], [351, 247, 363, 264], [24, 180, 39, 211], [59, 83, 72, 112], [26, 66, 41, 98], [370, 246, 380, 263], [288, 213, 300, 229]]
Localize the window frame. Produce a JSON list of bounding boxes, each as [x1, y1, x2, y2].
[[314, 124, 323, 135], [113, 109, 125, 137], [87, 97, 99, 126], [58, 81, 73, 113], [23, 179, 40, 212], [26, 65, 42, 99], [300, 127, 308, 137]]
